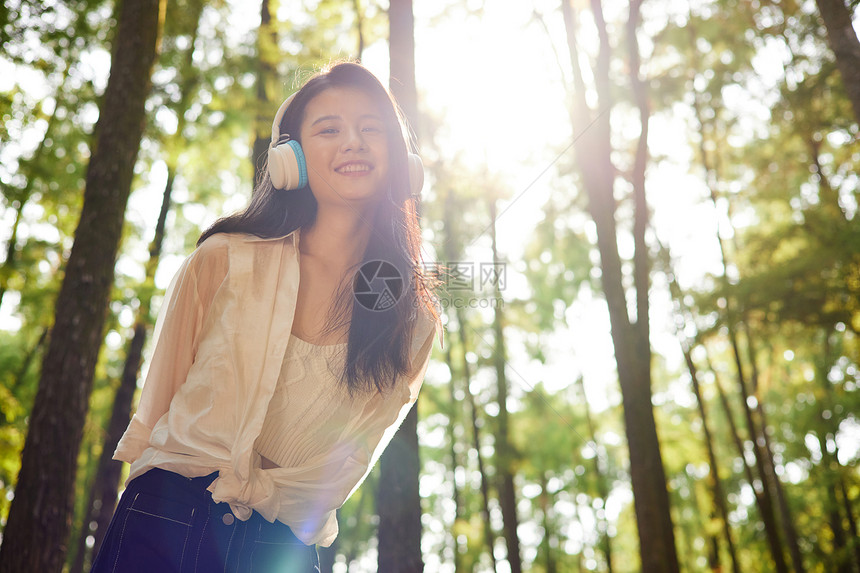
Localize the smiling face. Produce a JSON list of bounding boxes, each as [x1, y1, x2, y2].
[[298, 87, 390, 207]]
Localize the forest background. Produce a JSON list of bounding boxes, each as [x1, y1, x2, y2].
[[0, 0, 858, 572]]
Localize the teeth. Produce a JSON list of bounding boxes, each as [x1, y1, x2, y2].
[[337, 164, 370, 173]]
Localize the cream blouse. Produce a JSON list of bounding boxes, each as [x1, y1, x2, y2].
[[113, 230, 439, 547]]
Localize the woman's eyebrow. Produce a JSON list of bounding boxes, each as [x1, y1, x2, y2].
[[310, 113, 383, 127], [311, 114, 341, 126]]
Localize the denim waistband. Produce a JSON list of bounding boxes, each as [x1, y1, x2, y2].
[[132, 467, 307, 546]]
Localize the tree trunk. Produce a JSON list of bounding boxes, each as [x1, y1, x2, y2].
[[377, 406, 423, 572], [684, 351, 741, 573], [443, 190, 494, 571], [352, 0, 365, 57], [728, 330, 790, 573], [69, 167, 177, 573], [69, 5, 202, 565], [561, 1, 680, 570], [706, 349, 788, 568], [252, 0, 278, 185], [443, 340, 465, 571], [756, 395, 805, 572], [488, 199, 522, 573], [575, 376, 614, 573], [685, 16, 790, 569], [814, 0, 860, 124], [743, 330, 806, 573], [69, 322, 146, 573], [455, 306, 498, 571], [815, 331, 856, 573], [376, 1, 424, 571], [539, 472, 557, 573], [0, 0, 163, 570], [11, 328, 49, 396], [819, 429, 852, 573], [838, 478, 860, 570], [661, 247, 740, 573]]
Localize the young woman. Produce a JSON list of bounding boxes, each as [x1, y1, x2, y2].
[[90, 62, 440, 573]]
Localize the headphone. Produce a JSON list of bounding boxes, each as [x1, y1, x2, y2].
[[267, 93, 425, 196]]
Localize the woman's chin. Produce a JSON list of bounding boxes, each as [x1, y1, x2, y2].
[[311, 184, 386, 207]]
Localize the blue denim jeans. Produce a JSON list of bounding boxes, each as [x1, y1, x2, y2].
[[90, 468, 320, 573]]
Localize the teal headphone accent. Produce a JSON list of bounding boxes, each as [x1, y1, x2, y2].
[[268, 137, 308, 190], [267, 92, 424, 196]]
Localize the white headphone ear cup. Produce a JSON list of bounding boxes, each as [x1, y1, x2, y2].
[[268, 140, 308, 190], [407, 153, 424, 196], [268, 145, 290, 189]]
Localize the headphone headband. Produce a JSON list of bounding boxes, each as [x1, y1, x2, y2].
[[271, 92, 297, 146]]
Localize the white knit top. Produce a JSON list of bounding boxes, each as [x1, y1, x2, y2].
[[255, 334, 356, 469]]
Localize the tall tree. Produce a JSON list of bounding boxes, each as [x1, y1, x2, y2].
[[560, 1, 680, 570], [488, 198, 523, 573], [252, 0, 279, 184], [575, 376, 614, 573], [677, 11, 792, 571], [377, 0, 424, 571], [0, 0, 164, 570], [661, 246, 740, 573], [67, 5, 206, 569], [813, 0, 860, 124], [443, 188, 499, 571]]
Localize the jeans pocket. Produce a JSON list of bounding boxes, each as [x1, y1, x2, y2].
[[110, 491, 196, 573]]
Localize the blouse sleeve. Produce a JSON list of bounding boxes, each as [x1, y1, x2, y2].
[[113, 240, 228, 463]]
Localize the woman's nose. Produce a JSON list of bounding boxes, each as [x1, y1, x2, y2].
[[341, 127, 366, 152]]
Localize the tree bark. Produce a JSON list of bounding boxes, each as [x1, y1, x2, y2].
[[377, 406, 423, 572], [743, 330, 806, 573], [443, 339, 465, 571], [454, 305, 498, 571], [252, 0, 278, 185], [561, 1, 680, 570], [683, 351, 741, 573], [814, 0, 860, 124], [69, 5, 203, 566], [353, 0, 365, 58], [706, 349, 788, 566], [575, 376, 614, 573], [728, 328, 790, 573], [69, 167, 176, 573], [539, 472, 557, 573], [661, 247, 740, 573], [815, 331, 857, 573], [488, 199, 522, 573], [0, 0, 163, 570], [444, 189, 494, 571], [838, 478, 860, 570], [685, 16, 790, 569], [377, 2, 424, 570]]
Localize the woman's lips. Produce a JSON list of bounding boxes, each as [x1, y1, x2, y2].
[[335, 161, 373, 175]]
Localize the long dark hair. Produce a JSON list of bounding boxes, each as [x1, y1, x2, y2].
[[198, 62, 437, 393]]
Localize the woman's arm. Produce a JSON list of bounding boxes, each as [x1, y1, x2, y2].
[[113, 239, 229, 463]]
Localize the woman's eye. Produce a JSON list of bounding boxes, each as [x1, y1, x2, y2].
[[320, 128, 338, 134], [362, 126, 382, 133]]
